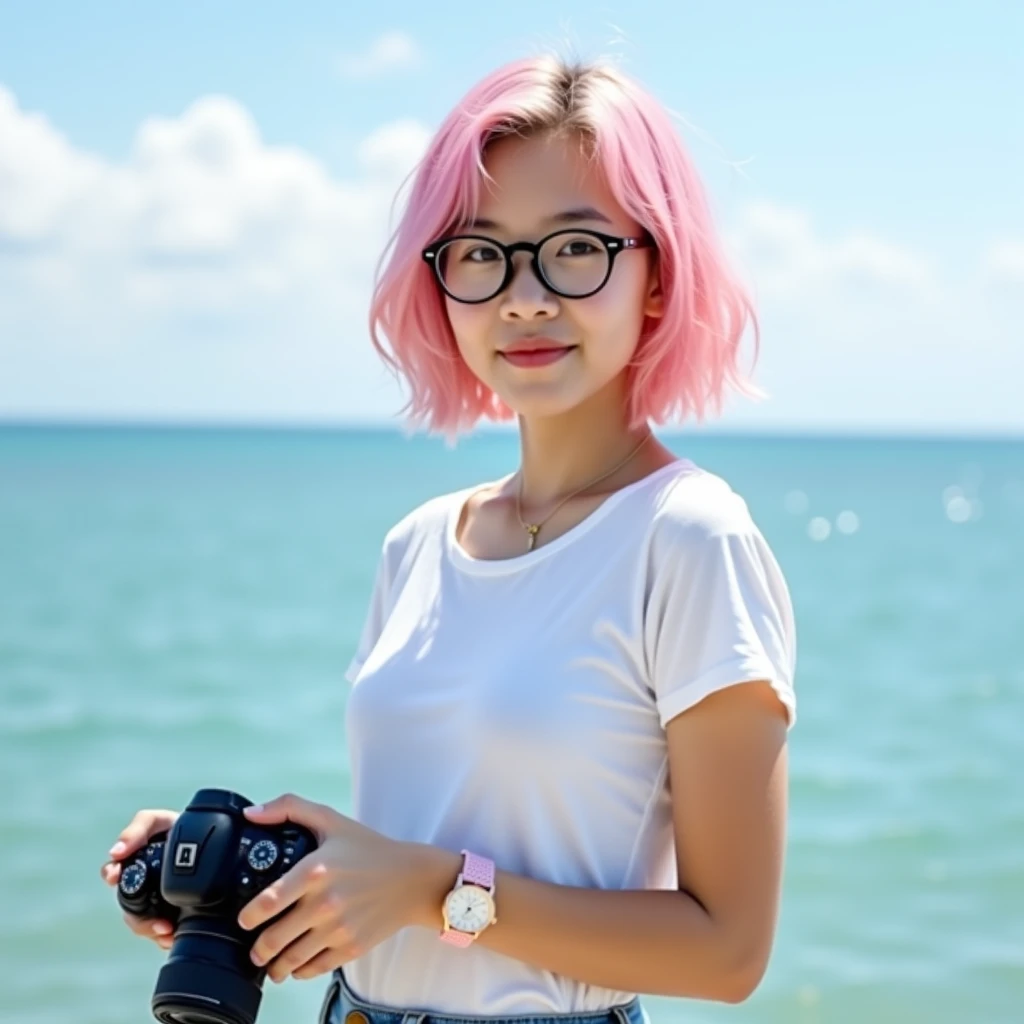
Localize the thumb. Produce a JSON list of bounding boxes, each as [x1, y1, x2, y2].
[[242, 793, 337, 841]]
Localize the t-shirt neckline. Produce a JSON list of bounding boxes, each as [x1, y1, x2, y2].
[[445, 458, 696, 577]]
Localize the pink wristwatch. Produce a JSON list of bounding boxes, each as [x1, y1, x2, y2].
[[439, 850, 497, 947]]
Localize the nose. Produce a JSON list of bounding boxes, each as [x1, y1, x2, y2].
[[499, 252, 559, 321]]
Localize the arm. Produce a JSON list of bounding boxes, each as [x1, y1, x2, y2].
[[409, 679, 790, 1003]]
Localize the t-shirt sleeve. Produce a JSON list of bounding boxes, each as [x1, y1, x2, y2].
[[342, 493, 452, 685], [643, 488, 797, 729], [344, 544, 393, 685]]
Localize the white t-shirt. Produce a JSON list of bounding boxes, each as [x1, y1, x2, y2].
[[342, 459, 797, 1015]]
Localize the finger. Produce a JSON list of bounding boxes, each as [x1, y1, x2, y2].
[[242, 793, 334, 840], [238, 858, 322, 933], [292, 948, 343, 980], [101, 861, 122, 885], [122, 911, 175, 941], [261, 925, 328, 984], [122, 910, 156, 937], [249, 889, 325, 968], [122, 911, 166, 938], [109, 809, 177, 860]]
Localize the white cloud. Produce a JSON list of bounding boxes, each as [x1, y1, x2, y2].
[[720, 200, 1021, 432], [984, 240, 1024, 288], [0, 84, 430, 420], [0, 84, 1018, 432], [0, 87, 105, 246], [337, 32, 422, 79], [357, 119, 433, 177], [727, 201, 938, 307]]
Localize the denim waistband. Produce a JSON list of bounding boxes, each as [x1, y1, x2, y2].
[[317, 969, 646, 1024]]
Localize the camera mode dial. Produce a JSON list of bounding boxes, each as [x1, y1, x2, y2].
[[120, 860, 148, 896], [247, 839, 279, 872]]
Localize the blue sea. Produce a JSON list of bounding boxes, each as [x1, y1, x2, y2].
[[1, 424, 1021, 1024]]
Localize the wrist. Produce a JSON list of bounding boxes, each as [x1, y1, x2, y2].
[[402, 842, 463, 930]]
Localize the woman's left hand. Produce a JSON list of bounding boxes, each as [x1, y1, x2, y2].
[[237, 794, 432, 982]]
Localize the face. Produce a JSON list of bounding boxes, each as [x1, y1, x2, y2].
[[441, 131, 663, 422]]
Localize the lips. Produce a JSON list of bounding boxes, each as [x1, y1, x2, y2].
[[499, 343, 576, 368], [501, 338, 574, 355]]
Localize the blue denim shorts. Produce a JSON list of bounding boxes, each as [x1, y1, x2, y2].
[[317, 969, 648, 1024]]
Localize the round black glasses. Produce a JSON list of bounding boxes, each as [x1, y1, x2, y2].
[[421, 229, 654, 304]]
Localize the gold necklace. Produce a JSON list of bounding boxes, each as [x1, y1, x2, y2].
[[515, 432, 654, 552]]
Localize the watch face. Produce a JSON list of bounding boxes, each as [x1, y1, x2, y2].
[[445, 884, 494, 933]]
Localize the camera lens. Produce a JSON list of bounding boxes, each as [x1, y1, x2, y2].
[[151, 917, 264, 1024], [161, 1012, 227, 1024]]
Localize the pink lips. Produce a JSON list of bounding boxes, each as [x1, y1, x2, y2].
[[499, 341, 576, 368]]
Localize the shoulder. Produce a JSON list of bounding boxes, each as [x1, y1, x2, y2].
[[642, 462, 791, 611], [648, 463, 763, 553], [375, 480, 484, 569]]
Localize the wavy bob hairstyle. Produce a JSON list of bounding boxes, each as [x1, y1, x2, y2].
[[368, 54, 764, 440]]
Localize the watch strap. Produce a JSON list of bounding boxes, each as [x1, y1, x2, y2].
[[439, 927, 475, 947], [459, 849, 495, 890]]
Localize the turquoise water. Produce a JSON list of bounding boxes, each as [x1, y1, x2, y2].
[[1, 425, 1021, 1024]]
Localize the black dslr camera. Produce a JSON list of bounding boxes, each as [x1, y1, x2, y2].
[[116, 788, 318, 1024]]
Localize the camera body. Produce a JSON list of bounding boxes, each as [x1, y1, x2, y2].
[[116, 788, 318, 1024]]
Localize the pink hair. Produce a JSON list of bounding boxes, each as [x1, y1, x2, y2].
[[368, 54, 765, 440]]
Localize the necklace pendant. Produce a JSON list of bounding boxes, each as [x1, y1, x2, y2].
[[524, 524, 540, 551]]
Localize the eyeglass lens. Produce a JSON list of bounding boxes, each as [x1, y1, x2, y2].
[[435, 232, 611, 301]]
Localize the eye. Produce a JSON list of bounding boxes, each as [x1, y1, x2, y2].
[[463, 244, 502, 263], [557, 237, 600, 257]]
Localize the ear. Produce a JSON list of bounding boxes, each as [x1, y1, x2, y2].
[[643, 263, 665, 319]]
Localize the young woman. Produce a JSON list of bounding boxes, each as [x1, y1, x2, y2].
[[102, 53, 797, 1024]]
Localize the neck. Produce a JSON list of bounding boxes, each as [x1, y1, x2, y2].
[[515, 380, 652, 507]]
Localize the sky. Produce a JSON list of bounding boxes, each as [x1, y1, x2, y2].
[[0, 0, 1021, 435]]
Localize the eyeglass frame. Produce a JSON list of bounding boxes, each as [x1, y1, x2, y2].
[[421, 228, 655, 304]]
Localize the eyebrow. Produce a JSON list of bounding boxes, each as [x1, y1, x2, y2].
[[462, 206, 614, 232]]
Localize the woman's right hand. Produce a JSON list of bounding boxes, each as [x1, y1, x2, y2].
[[100, 808, 180, 950]]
